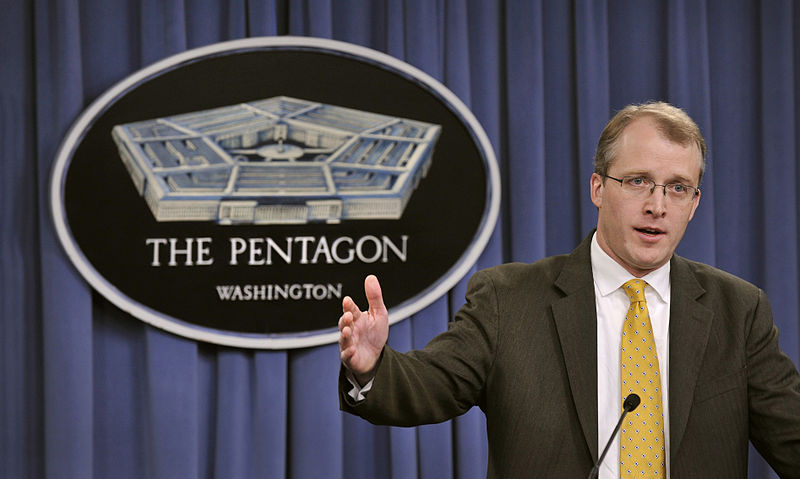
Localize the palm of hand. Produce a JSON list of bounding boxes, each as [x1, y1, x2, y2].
[[347, 308, 388, 373], [339, 275, 389, 377]]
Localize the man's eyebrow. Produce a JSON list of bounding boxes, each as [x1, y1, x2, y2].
[[666, 174, 696, 185], [618, 171, 697, 185], [616, 171, 650, 178]]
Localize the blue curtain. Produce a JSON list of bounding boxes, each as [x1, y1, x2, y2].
[[2, 1, 798, 478]]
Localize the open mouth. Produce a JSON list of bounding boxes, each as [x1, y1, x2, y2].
[[635, 227, 663, 236]]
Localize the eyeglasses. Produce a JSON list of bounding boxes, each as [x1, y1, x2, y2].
[[601, 175, 699, 204]]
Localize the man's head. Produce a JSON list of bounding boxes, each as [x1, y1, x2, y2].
[[590, 102, 705, 277], [593, 102, 706, 181]]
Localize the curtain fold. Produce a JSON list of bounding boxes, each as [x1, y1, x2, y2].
[[143, 330, 200, 477], [541, 0, 581, 254], [574, 0, 610, 236], [2, 1, 798, 478], [1, 1, 42, 478], [505, 0, 547, 262], [760, 0, 799, 355], [92, 300, 147, 478], [251, 350, 289, 477], [666, 0, 717, 263], [33, 1, 95, 478], [706, 0, 761, 281], [288, 344, 343, 478]]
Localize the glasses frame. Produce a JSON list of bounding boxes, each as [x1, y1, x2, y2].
[[601, 174, 700, 203]]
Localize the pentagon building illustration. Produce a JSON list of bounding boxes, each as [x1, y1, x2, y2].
[[111, 96, 441, 224]]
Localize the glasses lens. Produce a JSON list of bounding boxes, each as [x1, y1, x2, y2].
[[621, 177, 695, 203], [666, 184, 694, 202], [622, 176, 652, 193]]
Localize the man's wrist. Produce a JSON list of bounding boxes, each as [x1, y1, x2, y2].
[[353, 369, 376, 387], [351, 352, 382, 386]]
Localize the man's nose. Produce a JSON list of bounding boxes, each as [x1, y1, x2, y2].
[[645, 186, 668, 216]]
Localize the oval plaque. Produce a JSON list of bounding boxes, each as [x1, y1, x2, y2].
[[51, 37, 500, 348]]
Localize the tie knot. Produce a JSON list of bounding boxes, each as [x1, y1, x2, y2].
[[622, 279, 648, 303]]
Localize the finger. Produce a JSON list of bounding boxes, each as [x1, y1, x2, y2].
[[339, 323, 357, 351], [338, 311, 351, 331], [339, 325, 349, 346], [342, 296, 352, 313], [342, 295, 363, 320], [364, 275, 387, 317], [340, 342, 354, 362], [338, 318, 351, 341]]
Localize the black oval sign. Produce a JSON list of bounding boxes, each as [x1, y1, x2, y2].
[[51, 37, 499, 348]]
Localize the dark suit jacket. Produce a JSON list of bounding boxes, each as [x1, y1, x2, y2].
[[340, 234, 800, 478]]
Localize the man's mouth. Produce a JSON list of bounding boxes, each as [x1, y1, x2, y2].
[[635, 227, 663, 236]]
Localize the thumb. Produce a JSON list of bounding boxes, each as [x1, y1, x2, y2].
[[364, 275, 387, 318]]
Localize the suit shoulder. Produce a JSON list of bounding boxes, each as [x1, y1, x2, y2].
[[679, 257, 758, 288], [676, 256, 763, 301], [471, 254, 569, 290]]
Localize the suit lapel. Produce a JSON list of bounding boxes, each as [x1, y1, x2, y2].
[[552, 235, 599, 460], [548, 242, 715, 462], [667, 256, 713, 458]]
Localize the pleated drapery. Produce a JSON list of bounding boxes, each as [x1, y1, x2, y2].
[[2, 1, 799, 478]]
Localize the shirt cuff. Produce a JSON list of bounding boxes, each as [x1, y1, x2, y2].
[[345, 368, 375, 402]]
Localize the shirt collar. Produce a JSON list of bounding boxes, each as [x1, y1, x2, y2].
[[590, 232, 670, 302]]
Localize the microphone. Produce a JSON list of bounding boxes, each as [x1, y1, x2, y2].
[[587, 393, 641, 479]]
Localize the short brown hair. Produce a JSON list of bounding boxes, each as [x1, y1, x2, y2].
[[593, 101, 707, 183]]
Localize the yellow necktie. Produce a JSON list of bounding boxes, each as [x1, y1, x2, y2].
[[620, 279, 666, 477]]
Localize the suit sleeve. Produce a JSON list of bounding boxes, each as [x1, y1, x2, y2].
[[339, 269, 499, 426], [746, 289, 800, 477]]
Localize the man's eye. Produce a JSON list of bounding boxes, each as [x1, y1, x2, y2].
[[671, 184, 686, 193], [628, 177, 647, 186]]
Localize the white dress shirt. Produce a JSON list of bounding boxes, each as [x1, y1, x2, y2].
[[591, 233, 671, 478]]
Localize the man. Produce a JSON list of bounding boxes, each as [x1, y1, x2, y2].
[[338, 102, 800, 478]]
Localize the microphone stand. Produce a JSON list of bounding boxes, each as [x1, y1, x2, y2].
[[587, 394, 640, 479]]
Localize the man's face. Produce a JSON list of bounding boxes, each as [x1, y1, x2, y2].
[[590, 117, 701, 277]]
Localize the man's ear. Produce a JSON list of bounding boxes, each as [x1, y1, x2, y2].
[[590, 173, 603, 209]]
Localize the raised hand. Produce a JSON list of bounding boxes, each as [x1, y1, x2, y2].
[[338, 275, 389, 385]]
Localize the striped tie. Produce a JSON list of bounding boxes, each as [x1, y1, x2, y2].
[[619, 279, 666, 478]]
